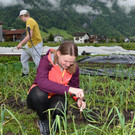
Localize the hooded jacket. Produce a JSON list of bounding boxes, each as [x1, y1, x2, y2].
[[32, 49, 80, 96]]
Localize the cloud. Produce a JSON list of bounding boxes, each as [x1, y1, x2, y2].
[[117, 0, 135, 14], [34, 0, 61, 10], [0, 0, 18, 7], [103, 0, 114, 9], [47, 0, 61, 9], [72, 4, 102, 15], [34, 1, 45, 10], [1, 0, 135, 14], [0, 0, 32, 9], [98, 0, 135, 14], [98, 0, 116, 13]]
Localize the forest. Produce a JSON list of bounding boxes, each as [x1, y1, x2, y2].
[[0, 0, 135, 38]]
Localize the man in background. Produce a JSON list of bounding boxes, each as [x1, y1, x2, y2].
[[17, 9, 43, 76]]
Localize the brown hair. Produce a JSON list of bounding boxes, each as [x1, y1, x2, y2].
[[52, 41, 78, 74], [58, 41, 78, 57]]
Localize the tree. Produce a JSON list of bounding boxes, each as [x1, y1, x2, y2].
[[48, 33, 54, 42]]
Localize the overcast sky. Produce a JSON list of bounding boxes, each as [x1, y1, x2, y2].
[[0, 0, 135, 14], [0, 0, 32, 9]]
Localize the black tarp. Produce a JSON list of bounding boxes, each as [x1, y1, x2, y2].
[[78, 54, 135, 79], [79, 68, 135, 79], [78, 54, 135, 64]]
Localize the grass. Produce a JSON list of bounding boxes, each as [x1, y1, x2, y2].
[[0, 43, 135, 134], [47, 27, 73, 40], [40, 27, 73, 40], [0, 60, 135, 134]]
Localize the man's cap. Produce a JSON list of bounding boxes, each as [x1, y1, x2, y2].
[[19, 10, 29, 17]]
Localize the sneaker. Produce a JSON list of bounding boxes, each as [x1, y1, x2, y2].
[[37, 120, 50, 135]]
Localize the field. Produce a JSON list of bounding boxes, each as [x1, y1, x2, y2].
[[0, 42, 135, 135]]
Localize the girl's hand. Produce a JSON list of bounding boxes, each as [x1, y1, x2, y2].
[[69, 87, 84, 99], [77, 98, 86, 111]]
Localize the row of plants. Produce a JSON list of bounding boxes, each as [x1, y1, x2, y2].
[[0, 60, 135, 134], [1, 42, 135, 50]]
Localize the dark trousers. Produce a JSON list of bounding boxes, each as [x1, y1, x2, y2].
[[27, 86, 68, 121]]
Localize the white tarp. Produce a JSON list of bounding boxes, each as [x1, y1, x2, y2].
[[0, 45, 135, 55]]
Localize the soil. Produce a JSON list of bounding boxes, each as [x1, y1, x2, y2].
[[1, 95, 134, 126], [5, 132, 14, 135]]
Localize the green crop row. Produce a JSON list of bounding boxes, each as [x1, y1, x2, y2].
[[0, 62, 135, 134]]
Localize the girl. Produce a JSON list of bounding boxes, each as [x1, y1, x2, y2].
[[27, 41, 86, 135]]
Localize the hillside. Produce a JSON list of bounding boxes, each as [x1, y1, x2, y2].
[[43, 27, 73, 39], [1, 0, 135, 38]]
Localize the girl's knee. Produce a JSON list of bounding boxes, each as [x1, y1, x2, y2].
[[28, 86, 48, 103], [49, 95, 68, 117]]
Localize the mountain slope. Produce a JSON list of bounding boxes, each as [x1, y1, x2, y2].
[[0, 0, 135, 38]]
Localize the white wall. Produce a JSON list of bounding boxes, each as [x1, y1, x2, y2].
[[54, 36, 64, 42], [74, 34, 89, 43]]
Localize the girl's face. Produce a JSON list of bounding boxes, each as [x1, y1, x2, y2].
[[57, 51, 76, 69]]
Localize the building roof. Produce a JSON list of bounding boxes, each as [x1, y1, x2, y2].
[[90, 35, 98, 38], [72, 32, 89, 37], [3, 29, 26, 35]]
